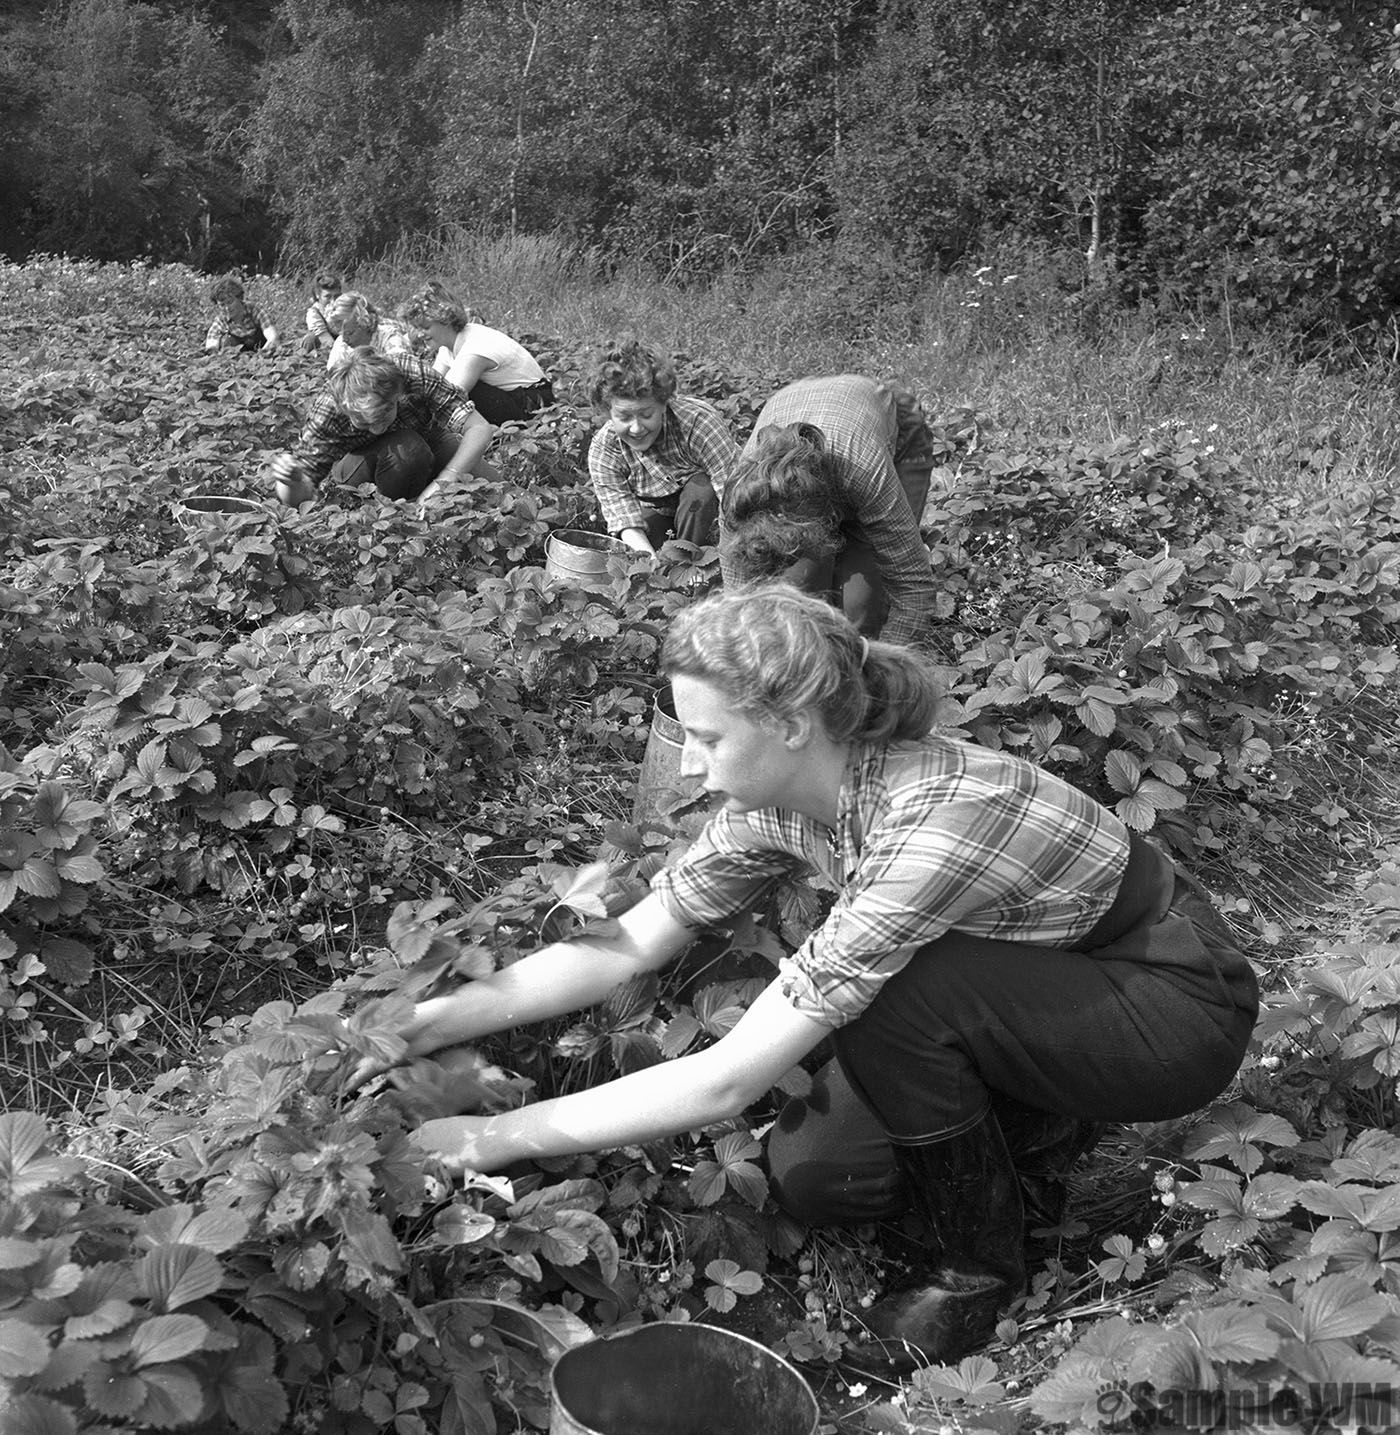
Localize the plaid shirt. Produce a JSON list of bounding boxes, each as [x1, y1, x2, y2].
[[588, 395, 739, 534], [733, 375, 937, 648], [292, 357, 477, 486], [305, 300, 335, 339], [205, 310, 268, 352], [651, 735, 1131, 1029]]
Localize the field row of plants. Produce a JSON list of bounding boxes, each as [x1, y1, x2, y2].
[[2, 256, 1400, 1434]]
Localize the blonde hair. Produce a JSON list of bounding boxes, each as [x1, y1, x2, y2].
[[327, 348, 405, 425], [661, 584, 942, 744], [325, 291, 378, 336]]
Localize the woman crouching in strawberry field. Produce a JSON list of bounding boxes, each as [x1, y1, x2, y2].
[[362, 584, 1258, 1374]]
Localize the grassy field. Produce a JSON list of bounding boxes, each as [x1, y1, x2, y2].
[[342, 229, 1400, 498], [5, 240, 1400, 1435]]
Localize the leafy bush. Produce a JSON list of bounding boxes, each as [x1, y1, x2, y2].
[[4, 257, 1400, 1432]]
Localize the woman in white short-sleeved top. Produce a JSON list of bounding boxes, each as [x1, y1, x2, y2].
[[397, 280, 554, 427]]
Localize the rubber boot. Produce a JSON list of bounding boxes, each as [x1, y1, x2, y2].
[[842, 1112, 1027, 1376], [994, 1103, 1106, 1229]]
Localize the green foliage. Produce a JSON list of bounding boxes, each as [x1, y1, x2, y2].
[[5, 1, 1398, 331], [7, 0, 259, 268], [5, 255, 1400, 1430], [835, 0, 1140, 271], [1128, 1, 1400, 328], [243, 0, 451, 268], [0, 974, 600, 1433]]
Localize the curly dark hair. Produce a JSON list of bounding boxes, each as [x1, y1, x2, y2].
[[208, 275, 245, 305], [585, 335, 677, 409], [719, 422, 846, 579]]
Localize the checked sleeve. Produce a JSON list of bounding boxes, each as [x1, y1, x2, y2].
[[674, 396, 740, 499], [291, 394, 358, 486], [588, 427, 648, 534], [843, 454, 939, 649]]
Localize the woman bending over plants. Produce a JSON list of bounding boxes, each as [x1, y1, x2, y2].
[[722, 374, 938, 647], [323, 291, 418, 370], [364, 584, 1259, 1374], [269, 347, 497, 504], [396, 280, 555, 427], [583, 335, 740, 555]]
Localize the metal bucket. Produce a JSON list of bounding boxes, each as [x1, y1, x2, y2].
[[550, 1323, 819, 1435], [633, 687, 710, 838], [175, 494, 266, 532], [545, 528, 628, 591]]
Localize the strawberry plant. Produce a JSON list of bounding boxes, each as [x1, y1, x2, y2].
[[5, 255, 1400, 1433]]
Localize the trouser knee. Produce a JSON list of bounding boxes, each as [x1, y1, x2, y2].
[[333, 430, 437, 499], [765, 1077, 905, 1226]]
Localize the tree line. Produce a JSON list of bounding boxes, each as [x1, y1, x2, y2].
[[2, 0, 1398, 332]]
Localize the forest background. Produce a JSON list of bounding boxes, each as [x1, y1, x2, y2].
[[9, 3, 1400, 1432], [3, 0, 1400, 342]]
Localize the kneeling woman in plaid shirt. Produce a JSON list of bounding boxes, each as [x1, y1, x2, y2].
[[378, 585, 1258, 1372], [585, 336, 739, 556]]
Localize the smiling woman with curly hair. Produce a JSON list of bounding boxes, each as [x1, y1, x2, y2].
[[580, 334, 740, 555]]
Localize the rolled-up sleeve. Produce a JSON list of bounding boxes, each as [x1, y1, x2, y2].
[[776, 800, 969, 1027], [845, 456, 938, 649]]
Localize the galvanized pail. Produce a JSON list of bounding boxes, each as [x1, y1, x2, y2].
[[174, 494, 266, 532], [632, 686, 710, 838], [544, 528, 629, 591], [550, 1323, 819, 1435]]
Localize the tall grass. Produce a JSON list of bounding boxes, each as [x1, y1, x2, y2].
[[11, 242, 1399, 496], [313, 228, 1400, 496]]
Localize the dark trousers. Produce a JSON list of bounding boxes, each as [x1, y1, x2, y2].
[[767, 837, 1259, 1225], [636, 474, 720, 549], [779, 536, 887, 636], [332, 429, 461, 500], [468, 378, 554, 426]]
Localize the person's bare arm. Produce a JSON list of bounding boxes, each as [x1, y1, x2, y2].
[[617, 526, 655, 554], [445, 350, 496, 394], [392, 892, 693, 1061], [436, 408, 500, 483], [412, 978, 830, 1172]]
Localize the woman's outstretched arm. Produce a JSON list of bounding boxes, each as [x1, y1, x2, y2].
[[412, 978, 831, 1173], [358, 892, 695, 1081]]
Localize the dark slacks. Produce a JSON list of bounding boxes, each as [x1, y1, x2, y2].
[[767, 836, 1259, 1225], [635, 474, 720, 549], [332, 429, 462, 500], [779, 537, 888, 636], [468, 378, 555, 426]]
